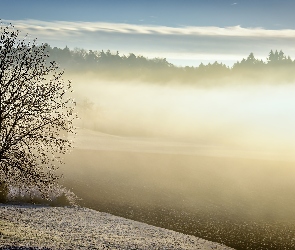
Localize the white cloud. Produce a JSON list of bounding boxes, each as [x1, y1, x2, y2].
[[5, 19, 295, 38]]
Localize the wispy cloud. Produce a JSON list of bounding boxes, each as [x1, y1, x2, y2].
[[4, 19, 295, 66], [6, 19, 295, 38]]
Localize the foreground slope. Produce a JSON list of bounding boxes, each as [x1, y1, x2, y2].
[[0, 204, 233, 250]]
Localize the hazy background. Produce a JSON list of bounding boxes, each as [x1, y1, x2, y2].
[[71, 76, 295, 156], [58, 75, 295, 249]]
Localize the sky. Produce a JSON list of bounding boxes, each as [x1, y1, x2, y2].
[[1, 0, 295, 66]]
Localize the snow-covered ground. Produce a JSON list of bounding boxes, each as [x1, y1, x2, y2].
[[0, 204, 233, 250]]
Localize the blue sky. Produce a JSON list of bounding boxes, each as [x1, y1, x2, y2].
[[1, 0, 295, 66]]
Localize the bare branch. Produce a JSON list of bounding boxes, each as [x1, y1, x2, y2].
[[0, 21, 76, 199]]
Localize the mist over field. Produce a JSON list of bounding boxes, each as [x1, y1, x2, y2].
[[70, 75, 295, 157], [59, 75, 295, 249]]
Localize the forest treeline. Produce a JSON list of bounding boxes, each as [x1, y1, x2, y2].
[[46, 44, 295, 84]]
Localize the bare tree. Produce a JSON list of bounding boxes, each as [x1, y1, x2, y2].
[[0, 22, 76, 200]]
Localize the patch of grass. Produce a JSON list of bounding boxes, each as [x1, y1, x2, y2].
[[0, 218, 59, 247]]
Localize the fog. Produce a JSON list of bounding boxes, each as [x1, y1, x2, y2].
[[61, 76, 295, 249], [71, 75, 295, 158]]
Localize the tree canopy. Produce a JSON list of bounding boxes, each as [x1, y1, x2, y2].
[[0, 23, 76, 199], [45, 45, 295, 84]]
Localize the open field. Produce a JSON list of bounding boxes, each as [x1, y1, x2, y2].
[[58, 128, 295, 250]]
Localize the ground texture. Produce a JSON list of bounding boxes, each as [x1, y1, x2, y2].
[[0, 204, 234, 250]]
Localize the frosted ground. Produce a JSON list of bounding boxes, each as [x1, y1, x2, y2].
[[0, 204, 233, 250]]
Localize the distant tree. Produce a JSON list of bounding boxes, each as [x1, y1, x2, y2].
[[126, 53, 137, 67], [0, 22, 76, 199], [232, 52, 265, 71], [44, 45, 295, 83], [71, 47, 87, 69], [245, 53, 256, 65], [267, 50, 293, 67]]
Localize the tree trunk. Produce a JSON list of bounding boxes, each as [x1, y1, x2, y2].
[[0, 182, 8, 203]]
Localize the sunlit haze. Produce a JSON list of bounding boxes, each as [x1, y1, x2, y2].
[[2, 1, 295, 249]]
